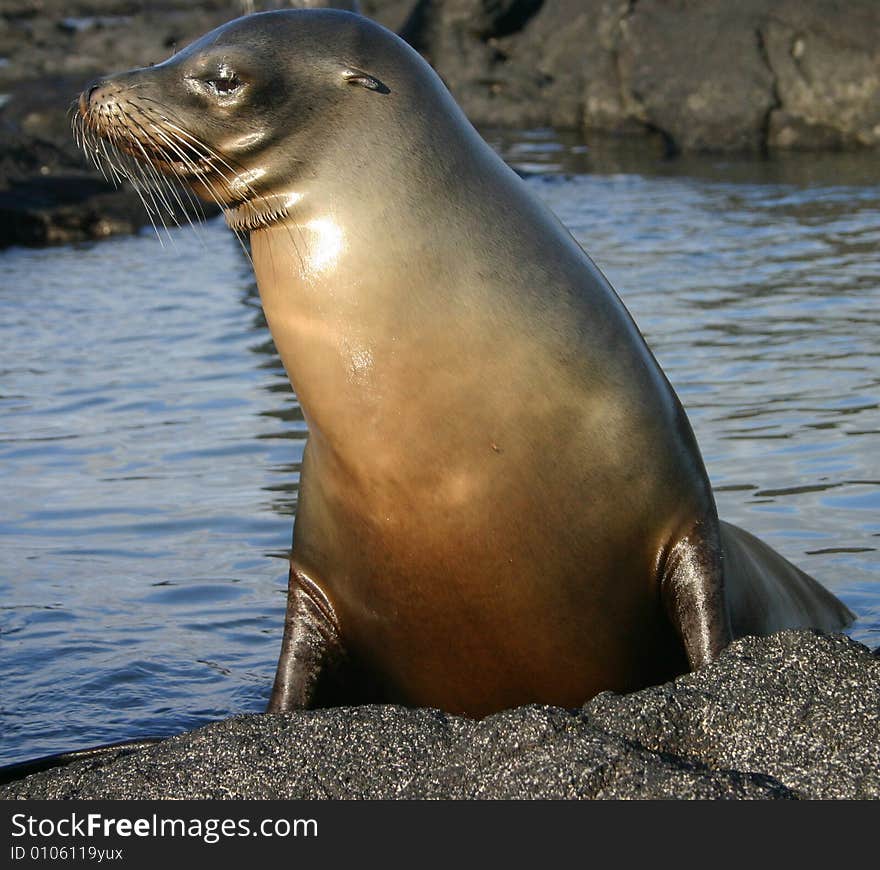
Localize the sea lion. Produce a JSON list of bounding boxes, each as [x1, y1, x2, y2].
[[75, 9, 853, 717]]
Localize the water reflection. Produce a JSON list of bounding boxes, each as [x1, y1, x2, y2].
[[1, 130, 877, 764]]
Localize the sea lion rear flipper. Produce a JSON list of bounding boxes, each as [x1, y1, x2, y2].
[[661, 519, 733, 670], [719, 520, 855, 637]]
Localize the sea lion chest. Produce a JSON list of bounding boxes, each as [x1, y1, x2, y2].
[[249, 217, 694, 712]]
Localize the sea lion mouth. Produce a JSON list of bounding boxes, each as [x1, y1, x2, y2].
[[121, 135, 214, 180], [73, 86, 255, 234], [76, 99, 215, 181]]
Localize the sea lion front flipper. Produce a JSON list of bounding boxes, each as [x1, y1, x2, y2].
[[660, 519, 733, 670], [266, 566, 346, 713]]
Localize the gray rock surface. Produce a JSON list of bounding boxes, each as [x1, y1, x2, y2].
[[3, 631, 877, 799], [403, 0, 880, 154]]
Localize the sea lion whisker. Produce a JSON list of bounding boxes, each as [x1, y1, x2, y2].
[[159, 136, 258, 253], [158, 119, 259, 190], [118, 111, 181, 223], [80, 124, 109, 181], [140, 159, 183, 224], [95, 135, 133, 197], [102, 129, 158, 208], [156, 148, 220, 241], [101, 135, 168, 241], [122, 108, 201, 233], [76, 93, 180, 244], [112, 117, 183, 204], [147, 118, 216, 168], [144, 124, 254, 264], [153, 164, 207, 237], [70, 106, 85, 150], [137, 124, 210, 229], [141, 118, 228, 193], [119, 156, 167, 242], [128, 96, 209, 142], [157, 160, 210, 229], [76, 116, 87, 153], [152, 127, 217, 180], [72, 114, 82, 152], [95, 136, 124, 185], [89, 122, 127, 180], [146, 124, 233, 202], [136, 106, 273, 234], [132, 158, 179, 235], [136, 104, 243, 179]]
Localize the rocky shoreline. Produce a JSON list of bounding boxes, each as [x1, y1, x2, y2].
[[1, 0, 879, 248], [2, 631, 878, 799]]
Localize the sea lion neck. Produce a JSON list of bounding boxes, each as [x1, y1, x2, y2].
[[246, 192, 483, 470]]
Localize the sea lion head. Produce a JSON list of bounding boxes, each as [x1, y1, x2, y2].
[[76, 10, 400, 232]]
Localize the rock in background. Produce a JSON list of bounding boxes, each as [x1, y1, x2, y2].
[[2, 632, 878, 799], [403, 0, 880, 154]]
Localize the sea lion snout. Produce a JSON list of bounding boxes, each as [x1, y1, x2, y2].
[[78, 79, 120, 116], [77, 73, 140, 123]]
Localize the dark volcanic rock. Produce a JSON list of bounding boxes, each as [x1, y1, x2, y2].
[[617, 0, 776, 153], [3, 631, 877, 800], [0, 173, 148, 245], [0, 128, 149, 244], [761, 5, 880, 150], [401, 0, 633, 131], [403, 0, 880, 154], [0, 1, 234, 246], [362, 0, 414, 32], [585, 631, 880, 800]]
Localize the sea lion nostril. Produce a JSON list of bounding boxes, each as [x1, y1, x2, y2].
[[79, 81, 104, 113], [86, 80, 104, 100]]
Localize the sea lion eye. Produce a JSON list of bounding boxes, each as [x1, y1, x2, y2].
[[204, 66, 242, 96]]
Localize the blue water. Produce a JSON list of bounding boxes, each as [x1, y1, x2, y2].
[[1, 130, 878, 765]]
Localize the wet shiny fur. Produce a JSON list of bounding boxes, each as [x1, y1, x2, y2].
[[78, 10, 853, 717]]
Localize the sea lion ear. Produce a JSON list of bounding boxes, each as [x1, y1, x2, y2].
[[342, 68, 390, 94]]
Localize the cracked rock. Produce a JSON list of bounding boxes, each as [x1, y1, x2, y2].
[[403, 0, 880, 153]]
